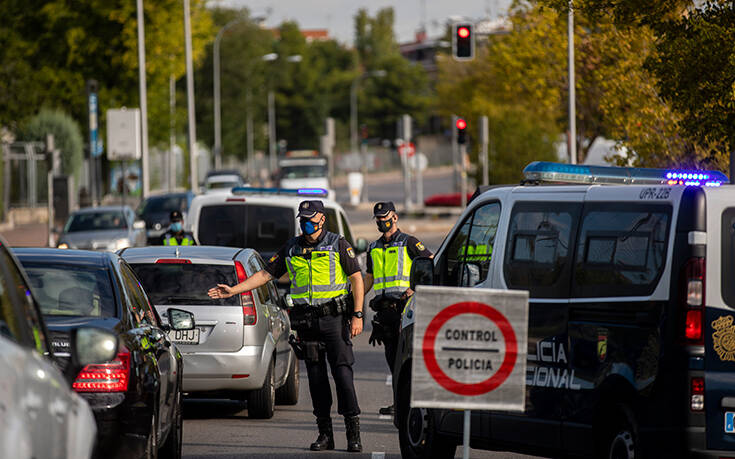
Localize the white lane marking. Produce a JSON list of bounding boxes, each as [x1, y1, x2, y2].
[[386, 375, 392, 386], [371, 452, 385, 459], [379, 415, 392, 420]]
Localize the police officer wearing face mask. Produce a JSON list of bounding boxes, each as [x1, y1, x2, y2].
[[207, 200, 365, 453], [161, 210, 197, 246], [364, 201, 432, 416]]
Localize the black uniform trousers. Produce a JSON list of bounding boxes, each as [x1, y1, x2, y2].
[[376, 306, 402, 375], [299, 313, 361, 418]]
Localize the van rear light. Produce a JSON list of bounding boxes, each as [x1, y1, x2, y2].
[[691, 377, 704, 411], [73, 347, 130, 392], [683, 258, 705, 344], [235, 261, 257, 326]]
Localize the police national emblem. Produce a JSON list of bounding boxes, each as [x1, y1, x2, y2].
[[347, 247, 355, 258], [416, 241, 425, 251], [712, 315, 735, 361]]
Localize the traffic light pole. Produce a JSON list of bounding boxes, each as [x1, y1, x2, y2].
[[460, 143, 468, 208]]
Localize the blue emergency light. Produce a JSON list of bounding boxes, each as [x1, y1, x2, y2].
[[231, 186, 329, 197], [523, 161, 728, 187]]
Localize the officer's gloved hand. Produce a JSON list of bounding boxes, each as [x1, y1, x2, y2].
[[369, 319, 384, 346]]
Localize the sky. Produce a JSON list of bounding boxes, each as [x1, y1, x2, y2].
[[214, 0, 513, 45]]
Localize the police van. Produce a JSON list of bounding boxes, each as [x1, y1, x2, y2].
[[395, 162, 735, 458], [187, 187, 367, 268]]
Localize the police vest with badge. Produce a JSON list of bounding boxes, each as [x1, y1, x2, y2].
[[161, 210, 197, 246]]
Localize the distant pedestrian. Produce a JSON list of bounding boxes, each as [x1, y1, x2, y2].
[[208, 200, 365, 452], [364, 201, 432, 416], [160, 210, 196, 246]]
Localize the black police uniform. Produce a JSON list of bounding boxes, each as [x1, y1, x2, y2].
[[264, 201, 362, 452], [367, 229, 432, 373]]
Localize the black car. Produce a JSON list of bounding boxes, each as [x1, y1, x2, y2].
[[15, 248, 193, 459], [136, 191, 195, 244]]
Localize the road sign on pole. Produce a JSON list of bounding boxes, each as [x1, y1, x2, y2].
[[107, 108, 142, 161], [411, 285, 528, 411]]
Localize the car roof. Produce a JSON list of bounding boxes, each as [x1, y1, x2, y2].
[[206, 169, 243, 178], [14, 248, 114, 268], [207, 175, 241, 182], [73, 205, 132, 214], [119, 245, 258, 264], [190, 191, 342, 210], [142, 191, 192, 199]]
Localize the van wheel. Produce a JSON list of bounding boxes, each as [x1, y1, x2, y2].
[[397, 380, 457, 459], [599, 405, 638, 459], [248, 358, 275, 419], [276, 353, 299, 405]]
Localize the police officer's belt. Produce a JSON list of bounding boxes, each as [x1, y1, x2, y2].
[[290, 295, 353, 330], [369, 296, 401, 312]]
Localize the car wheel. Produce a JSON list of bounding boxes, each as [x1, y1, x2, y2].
[[397, 379, 457, 459], [276, 352, 299, 406], [159, 388, 183, 459], [599, 405, 639, 459], [248, 357, 275, 419], [144, 411, 159, 459]]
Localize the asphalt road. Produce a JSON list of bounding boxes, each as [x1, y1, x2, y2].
[[181, 328, 540, 459]]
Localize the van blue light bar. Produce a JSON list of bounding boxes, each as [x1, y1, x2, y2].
[[231, 187, 328, 197], [523, 161, 728, 187]]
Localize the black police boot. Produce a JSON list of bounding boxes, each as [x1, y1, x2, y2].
[[310, 417, 334, 451], [378, 404, 395, 416], [344, 415, 362, 453]]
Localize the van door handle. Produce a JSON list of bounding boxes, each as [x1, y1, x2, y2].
[[722, 397, 735, 409]]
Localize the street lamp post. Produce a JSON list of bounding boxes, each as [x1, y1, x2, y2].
[[350, 70, 386, 202], [183, 0, 198, 191], [213, 18, 246, 170], [261, 53, 301, 175], [136, 0, 150, 198]]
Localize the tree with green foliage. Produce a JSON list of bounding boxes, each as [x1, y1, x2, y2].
[[20, 109, 84, 181]]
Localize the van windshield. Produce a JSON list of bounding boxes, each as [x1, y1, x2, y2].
[[281, 165, 327, 179], [198, 204, 294, 254]]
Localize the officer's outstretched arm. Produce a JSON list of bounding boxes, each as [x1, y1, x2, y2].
[[208, 270, 273, 299]]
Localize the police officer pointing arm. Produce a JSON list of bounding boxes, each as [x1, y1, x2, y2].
[[364, 201, 432, 416], [207, 200, 365, 453]]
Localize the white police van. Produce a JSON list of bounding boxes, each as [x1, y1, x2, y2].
[[395, 162, 735, 458], [187, 187, 367, 265]]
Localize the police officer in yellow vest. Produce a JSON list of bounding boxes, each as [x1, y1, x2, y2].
[[207, 200, 365, 453], [364, 201, 432, 416], [160, 210, 197, 246]]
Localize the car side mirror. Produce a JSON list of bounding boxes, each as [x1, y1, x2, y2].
[[167, 308, 195, 331], [133, 220, 146, 230], [355, 238, 368, 253], [461, 263, 481, 287], [410, 256, 434, 290], [64, 327, 119, 386]]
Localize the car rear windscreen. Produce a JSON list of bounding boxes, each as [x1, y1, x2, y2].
[[22, 263, 117, 317], [198, 204, 294, 253], [129, 263, 240, 306]]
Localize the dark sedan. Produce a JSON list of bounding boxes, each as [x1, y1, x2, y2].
[[15, 248, 192, 459], [136, 191, 195, 244]]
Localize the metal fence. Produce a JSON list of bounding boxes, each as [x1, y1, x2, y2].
[[2, 142, 50, 217]]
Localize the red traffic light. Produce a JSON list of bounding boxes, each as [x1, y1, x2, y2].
[[457, 27, 470, 38], [456, 118, 467, 130]]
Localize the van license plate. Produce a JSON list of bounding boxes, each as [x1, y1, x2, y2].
[[725, 412, 735, 433], [169, 328, 200, 345]]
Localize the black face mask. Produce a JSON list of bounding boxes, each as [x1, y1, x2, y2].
[[376, 218, 393, 233]]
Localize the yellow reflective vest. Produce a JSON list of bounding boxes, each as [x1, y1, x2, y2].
[[369, 232, 412, 300], [163, 233, 196, 246], [285, 232, 349, 307]]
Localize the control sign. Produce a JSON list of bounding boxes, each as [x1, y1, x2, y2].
[[411, 286, 528, 411]]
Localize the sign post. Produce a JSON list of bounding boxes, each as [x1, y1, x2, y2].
[[412, 286, 529, 458]]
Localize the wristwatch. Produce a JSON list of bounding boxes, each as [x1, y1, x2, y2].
[[352, 311, 364, 319]]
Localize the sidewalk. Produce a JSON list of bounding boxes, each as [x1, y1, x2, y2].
[[1, 223, 49, 247]]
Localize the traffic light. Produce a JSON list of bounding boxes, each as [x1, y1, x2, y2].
[[453, 23, 474, 61], [456, 117, 467, 144]]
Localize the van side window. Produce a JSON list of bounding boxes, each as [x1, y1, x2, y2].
[[573, 205, 671, 297], [441, 202, 500, 287], [325, 209, 340, 235], [339, 211, 354, 246], [503, 203, 579, 298]]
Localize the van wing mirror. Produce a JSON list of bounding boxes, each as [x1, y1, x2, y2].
[[410, 256, 434, 290]]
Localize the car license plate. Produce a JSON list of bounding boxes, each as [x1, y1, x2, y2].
[[169, 328, 200, 345], [726, 412, 735, 433]]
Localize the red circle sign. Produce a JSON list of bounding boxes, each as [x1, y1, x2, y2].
[[422, 301, 517, 396]]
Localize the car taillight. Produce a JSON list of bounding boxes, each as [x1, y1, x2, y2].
[[73, 348, 130, 392], [691, 376, 704, 411], [683, 257, 705, 344], [155, 259, 192, 264], [235, 261, 257, 326]]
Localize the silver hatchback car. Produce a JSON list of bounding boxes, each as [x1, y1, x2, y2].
[[120, 246, 298, 418]]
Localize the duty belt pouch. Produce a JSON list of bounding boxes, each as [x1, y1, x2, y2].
[[304, 341, 324, 363], [290, 306, 314, 331]]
